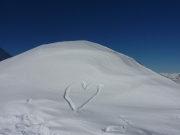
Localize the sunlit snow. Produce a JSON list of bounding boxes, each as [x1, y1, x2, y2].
[[0, 41, 180, 135]]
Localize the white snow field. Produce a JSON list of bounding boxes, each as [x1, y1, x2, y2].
[[0, 41, 180, 135]]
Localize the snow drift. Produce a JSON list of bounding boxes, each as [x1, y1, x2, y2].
[[0, 41, 180, 135]]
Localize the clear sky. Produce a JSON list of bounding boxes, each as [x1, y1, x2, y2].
[[0, 0, 180, 73]]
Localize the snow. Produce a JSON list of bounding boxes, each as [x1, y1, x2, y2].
[[0, 40, 180, 135]]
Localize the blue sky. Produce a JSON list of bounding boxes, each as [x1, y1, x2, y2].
[[0, 0, 180, 73]]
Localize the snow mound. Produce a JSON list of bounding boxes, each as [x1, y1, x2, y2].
[[0, 40, 180, 135]]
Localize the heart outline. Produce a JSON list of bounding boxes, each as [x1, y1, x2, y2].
[[64, 81, 103, 111]]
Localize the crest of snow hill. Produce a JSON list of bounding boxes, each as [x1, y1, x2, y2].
[[0, 42, 179, 84], [0, 41, 180, 135]]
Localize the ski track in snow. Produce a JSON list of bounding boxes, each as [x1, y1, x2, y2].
[[64, 81, 103, 111]]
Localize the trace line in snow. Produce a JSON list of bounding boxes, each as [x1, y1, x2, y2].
[[120, 115, 134, 127], [64, 81, 103, 111], [119, 115, 154, 135]]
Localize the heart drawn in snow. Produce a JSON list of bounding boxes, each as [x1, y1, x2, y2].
[[64, 81, 103, 111]]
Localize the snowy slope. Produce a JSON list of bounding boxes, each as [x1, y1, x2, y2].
[[0, 47, 11, 61], [0, 41, 180, 135], [161, 73, 180, 84]]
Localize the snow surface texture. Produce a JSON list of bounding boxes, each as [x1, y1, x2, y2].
[[0, 47, 11, 61], [0, 41, 180, 135], [161, 73, 180, 84]]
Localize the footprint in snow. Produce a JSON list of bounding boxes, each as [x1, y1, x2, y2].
[[26, 99, 32, 103], [102, 125, 126, 133]]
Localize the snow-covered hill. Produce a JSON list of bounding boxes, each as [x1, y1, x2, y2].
[[161, 73, 180, 84], [0, 47, 11, 61], [0, 41, 180, 135]]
